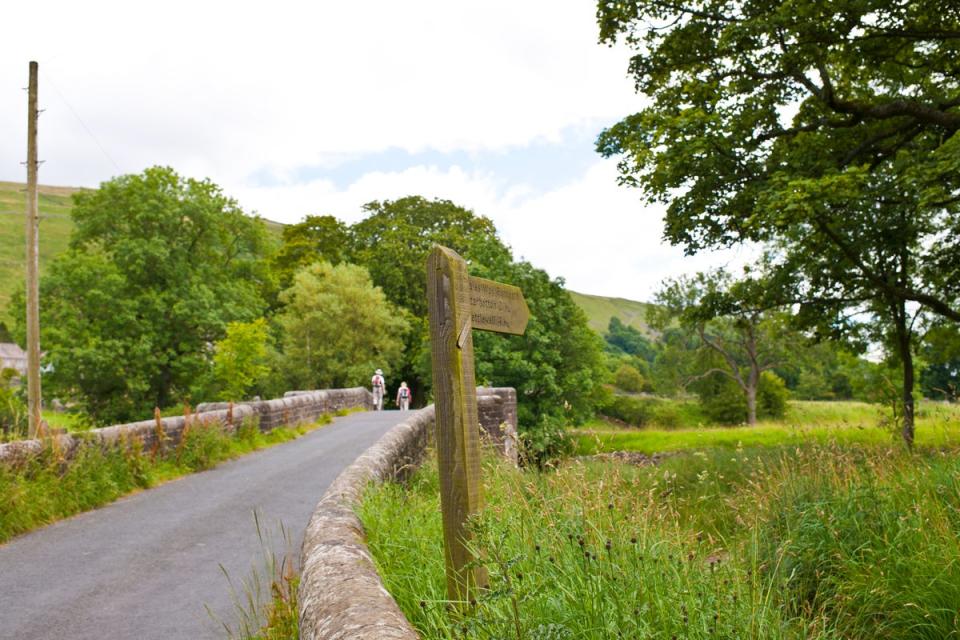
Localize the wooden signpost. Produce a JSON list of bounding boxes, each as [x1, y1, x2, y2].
[[426, 245, 529, 604]]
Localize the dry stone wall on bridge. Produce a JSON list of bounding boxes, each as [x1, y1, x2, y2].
[[298, 387, 518, 640], [0, 387, 373, 466]]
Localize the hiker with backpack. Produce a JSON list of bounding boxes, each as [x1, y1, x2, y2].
[[396, 381, 412, 411], [371, 368, 386, 411]]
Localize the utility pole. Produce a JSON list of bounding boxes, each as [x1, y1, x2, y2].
[[25, 61, 42, 439]]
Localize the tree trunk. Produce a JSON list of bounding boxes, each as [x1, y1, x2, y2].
[[899, 325, 915, 448], [893, 300, 915, 448], [745, 383, 757, 426]]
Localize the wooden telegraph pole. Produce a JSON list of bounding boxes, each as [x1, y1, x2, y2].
[[25, 61, 42, 439], [426, 245, 529, 604]]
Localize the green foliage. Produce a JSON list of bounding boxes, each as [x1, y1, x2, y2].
[[277, 261, 409, 389], [272, 214, 349, 291], [349, 196, 510, 318], [613, 363, 644, 393], [213, 319, 272, 401], [471, 258, 607, 427], [0, 369, 26, 438], [15, 167, 272, 424], [758, 371, 788, 420], [651, 268, 797, 424], [597, 1, 960, 443], [605, 316, 657, 362], [920, 325, 960, 401], [697, 371, 789, 425]]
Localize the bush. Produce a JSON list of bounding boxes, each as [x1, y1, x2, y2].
[[599, 394, 654, 426], [698, 372, 789, 424], [758, 371, 788, 419], [519, 416, 573, 469], [598, 394, 697, 429], [613, 364, 645, 393]]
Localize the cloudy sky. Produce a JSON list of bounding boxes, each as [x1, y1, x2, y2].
[[1, 1, 747, 301]]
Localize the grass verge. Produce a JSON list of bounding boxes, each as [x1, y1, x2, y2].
[[0, 414, 333, 544]]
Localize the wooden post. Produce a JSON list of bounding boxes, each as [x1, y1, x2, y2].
[[25, 61, 42, 439], [426, 246, 488, 603]]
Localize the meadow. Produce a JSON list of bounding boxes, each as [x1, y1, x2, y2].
[[360, 402, 960, 639], [577, 400, 960, 455]]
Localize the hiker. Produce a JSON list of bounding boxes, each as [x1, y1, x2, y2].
[[396, 381, 412, 411], [371, 368, 386, 411]]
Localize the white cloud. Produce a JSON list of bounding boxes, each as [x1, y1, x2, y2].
[[237, 159, 751, 301], [1, 1, 750, 303], [0, 1, 640, 187]]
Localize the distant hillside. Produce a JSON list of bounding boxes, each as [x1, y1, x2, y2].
[[0, 182, 79, 324], [0, 181, 284, 325], [568, 290, 657, 339]]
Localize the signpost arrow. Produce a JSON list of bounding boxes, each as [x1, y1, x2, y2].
[[468, 276, 530, 335], [426, 245, 529, 605]]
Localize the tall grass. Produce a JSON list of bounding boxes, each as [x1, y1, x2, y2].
[[361, 444, 960, 639], [212, 511, 300, 640]]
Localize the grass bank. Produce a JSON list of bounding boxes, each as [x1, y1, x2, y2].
[[361, 444, 960, 639], [576, 400, 960, 455], [0, 415, 331, 544]]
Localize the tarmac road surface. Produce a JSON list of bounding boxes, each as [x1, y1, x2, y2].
[[0, 410, 404, 640]]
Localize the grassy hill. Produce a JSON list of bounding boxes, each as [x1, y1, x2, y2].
[[0, 181, 285, 326], [0, 182, 79, 324], [568, 290, 656, 338]]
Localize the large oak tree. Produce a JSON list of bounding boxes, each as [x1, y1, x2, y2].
[[596, 0, 960, 445]]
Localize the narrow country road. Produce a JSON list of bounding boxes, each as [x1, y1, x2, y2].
[[0, 410, 405, 640]]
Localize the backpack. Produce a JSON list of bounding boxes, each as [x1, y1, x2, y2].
[[372, 375, 383, 389], [399, 387, 409, 399]]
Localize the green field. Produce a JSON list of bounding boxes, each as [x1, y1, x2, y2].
[[575, 399, 960, 454], [0, 181, 285, 325], [568, 290, 656, 337]]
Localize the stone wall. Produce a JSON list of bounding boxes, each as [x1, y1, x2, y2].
[[298, 387, 518, 640], [0, 387, 373, 466]]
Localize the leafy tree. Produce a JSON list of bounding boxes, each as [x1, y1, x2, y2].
[[469, 258, 608, 427], [697, 369, 788, 425], [346, 196, 512, 397], [596, 1, 960, 446], [605, 316, 657, 362], [920, 325, 960, 401], [15, 167, 271, 424], [650, 269, 795, 425], [212, 319, 271, 401], [614, 363, 645, 393], [277, 261, 409, 390], [349, 196, 510, 317], [272, 215, 350, 291]]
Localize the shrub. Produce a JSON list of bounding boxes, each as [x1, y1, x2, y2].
[[599, 394, 654, 426], [519, 416, 573, 469], [757, 371, 788, 419], [613, 364, 644, 393], [698, 372, 789, 424], [0, 369, 26, 439]]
